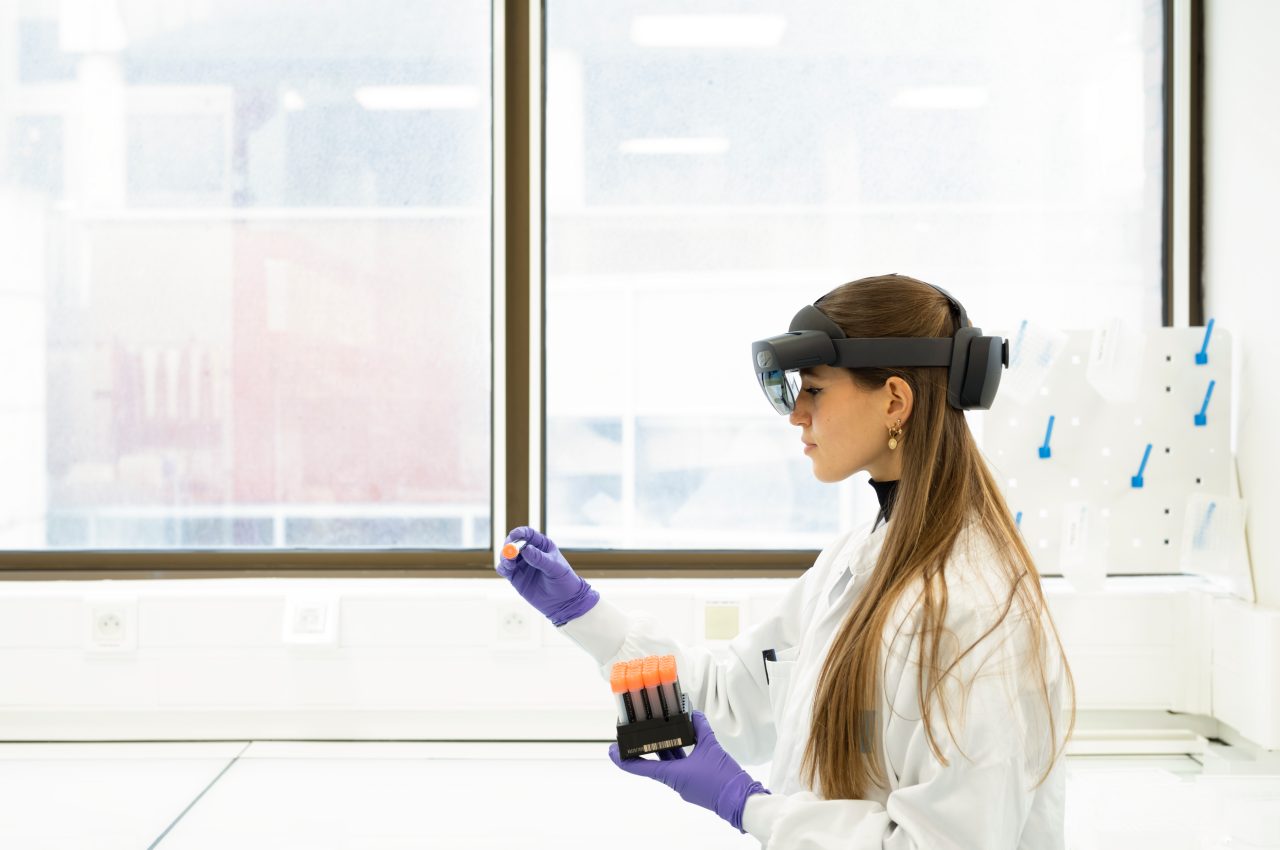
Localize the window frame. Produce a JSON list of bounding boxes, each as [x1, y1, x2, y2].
[[0, 0, 1202, 580]]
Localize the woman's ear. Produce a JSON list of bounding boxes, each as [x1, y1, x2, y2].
[[884, 376, 914, 423]]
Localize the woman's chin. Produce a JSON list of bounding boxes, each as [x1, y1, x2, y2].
[[809, 458, 860, 484], [810, 463, 842, 484]]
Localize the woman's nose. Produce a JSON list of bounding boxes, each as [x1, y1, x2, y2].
[[789, 397, 809, 427]]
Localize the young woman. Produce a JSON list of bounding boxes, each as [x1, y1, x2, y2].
[[497, 274, 1076, 849]]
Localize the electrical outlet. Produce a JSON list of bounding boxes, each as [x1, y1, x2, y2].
[[85, 598, 137, 652], [294, 604, 327, 634], [282, 596, 340, 646], [494, 602, 537, 649]]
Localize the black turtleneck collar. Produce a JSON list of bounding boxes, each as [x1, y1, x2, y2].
[[869, 478, 899, 530]]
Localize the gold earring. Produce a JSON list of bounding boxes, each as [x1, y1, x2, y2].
[[887, 419, 903, 451]]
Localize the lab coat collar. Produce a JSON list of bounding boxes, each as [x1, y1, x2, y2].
[[823, 520, 889, 610]]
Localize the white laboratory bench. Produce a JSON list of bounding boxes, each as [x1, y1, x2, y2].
[[0, 740, 1276, 849]]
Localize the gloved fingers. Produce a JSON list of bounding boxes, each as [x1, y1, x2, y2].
[[688, 710, 719, 753], [495, 556, 530, 578], [517, 542, 570, 578], [498, 527, 558, 577], [497, 527, 535, 577], [657, 747, 687, 761], [608, 743, 664, 778], [503, 526, 537, 546], [505, 526, 558, 554], [496, 549, 521, 577]]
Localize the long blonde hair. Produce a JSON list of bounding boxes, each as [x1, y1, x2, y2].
[[800, 274, 1076, 800]]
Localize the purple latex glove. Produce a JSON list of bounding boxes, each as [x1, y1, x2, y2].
[[608, 710, 769, 833], [496, 527, 599, 627]]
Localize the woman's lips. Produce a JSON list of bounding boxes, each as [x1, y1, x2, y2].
[[803, 442, 817, 454]]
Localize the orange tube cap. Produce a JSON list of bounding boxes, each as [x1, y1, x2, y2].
[[610, 662, 629, 694], [625, 658, 645, 691], [657, 654, 677, 684]]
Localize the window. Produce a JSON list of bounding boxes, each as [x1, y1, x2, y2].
[[0, 1, 1179, 574], [1, 1, 491, 552], [545, 1, 1165, 548]]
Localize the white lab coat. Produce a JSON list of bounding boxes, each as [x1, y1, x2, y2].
[[560, 518, 1070, 849]]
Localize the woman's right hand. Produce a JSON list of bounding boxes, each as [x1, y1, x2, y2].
[[497, 527, 600, 626]]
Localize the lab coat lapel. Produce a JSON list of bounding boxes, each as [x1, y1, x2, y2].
[[820, 522, 887, 621], [769, 525, 889, 795]]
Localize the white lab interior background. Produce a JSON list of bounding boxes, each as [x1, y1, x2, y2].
[[2, 1, 1280, 848]]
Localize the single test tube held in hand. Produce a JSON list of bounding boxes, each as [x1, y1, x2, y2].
[[501, 539, 528, 560]]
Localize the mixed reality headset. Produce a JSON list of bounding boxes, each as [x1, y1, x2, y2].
[[751, 282, 1009, 415]]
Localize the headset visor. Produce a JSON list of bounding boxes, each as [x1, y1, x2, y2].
[[757, 368, 802, 416]]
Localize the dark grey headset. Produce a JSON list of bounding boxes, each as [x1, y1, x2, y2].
[[751, 281, 1009, 413]]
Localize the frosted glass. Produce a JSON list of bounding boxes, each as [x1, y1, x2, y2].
[[546, 0, 1163, 548], [0, 1, 492, 549]]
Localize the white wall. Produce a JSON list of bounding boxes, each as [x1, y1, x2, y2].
[[0, 576, 1228, 743], [1204, 0, 1280, 610]]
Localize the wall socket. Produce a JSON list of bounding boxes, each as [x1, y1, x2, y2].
[[494, 602, 538, 649], [283, 596, 340, 646], [85, 598, 138, 653]]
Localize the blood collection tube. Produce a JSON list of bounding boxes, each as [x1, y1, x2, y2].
[[611, 662, 637, 725], [625, 658, 652, 720], [501, 539, 528, 560], [641, 656, 669, 720], [659, 654, 684, 714]]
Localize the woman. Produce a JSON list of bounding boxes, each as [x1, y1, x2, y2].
[[497, 274, 1076, 849]]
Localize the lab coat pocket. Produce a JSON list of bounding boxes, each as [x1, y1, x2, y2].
[[764, 646, 799, 722]]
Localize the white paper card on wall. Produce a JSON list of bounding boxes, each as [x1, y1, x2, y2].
[[999, 319, 1069, 403], [700, 598, 745, 642], [1179, 494, 1253, 602], [1059, 501, 1105, 592], [1086, 318, 1147, 402]]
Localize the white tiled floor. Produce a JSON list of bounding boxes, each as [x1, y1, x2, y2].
[[0, 743, 1277, 849], [0, 743, 248, 850]]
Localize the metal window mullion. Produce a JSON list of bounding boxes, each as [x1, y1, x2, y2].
[[492, 0, 509, 551], [530, 0, 546, 535], [496, 0, 543, 549], [1169, 0, 1194, 328], [1188, 0, 1204, 326]]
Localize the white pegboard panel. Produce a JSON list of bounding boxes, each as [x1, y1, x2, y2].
[[979, 320, 1233, 580]]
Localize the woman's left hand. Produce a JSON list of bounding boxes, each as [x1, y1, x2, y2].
[[607, 710, 770, 832]]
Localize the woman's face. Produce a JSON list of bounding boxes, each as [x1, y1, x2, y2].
[[789, 366, 910, 482]]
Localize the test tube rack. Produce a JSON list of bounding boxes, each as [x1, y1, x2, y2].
[[616, 695, 697, 759]]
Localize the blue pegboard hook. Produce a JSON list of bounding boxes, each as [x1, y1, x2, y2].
[[1038, 415, 1055, 459], [1195, 380, 1216, 427], [1131, 443, 1153, 488], [1195, 318, 1215, 365]]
